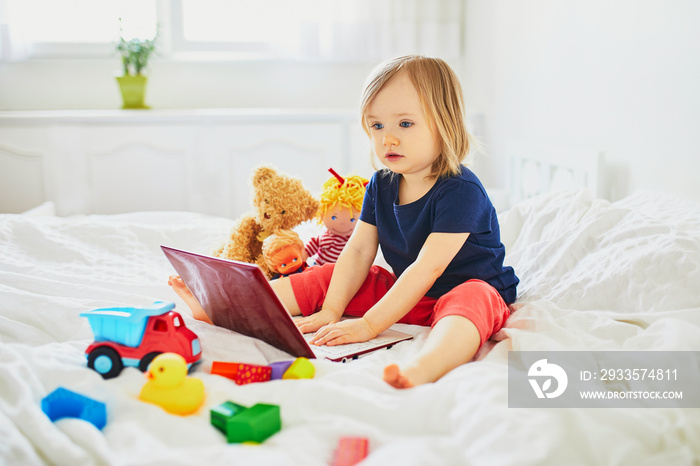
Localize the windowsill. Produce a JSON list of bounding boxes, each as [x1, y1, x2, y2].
[[0, 108, 359, 124], [2, 54, 384, 66]]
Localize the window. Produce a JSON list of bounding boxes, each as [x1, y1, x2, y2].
[[1, 0, 463, 62], [171, 0, 306, 56], [2, 0, 157, 58], [152, 319, 168, 332]]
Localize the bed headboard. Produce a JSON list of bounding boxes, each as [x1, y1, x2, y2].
[[507, 140, 605, 207]]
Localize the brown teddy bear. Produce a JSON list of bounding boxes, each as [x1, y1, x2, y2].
[[214, 165, 319, 278]]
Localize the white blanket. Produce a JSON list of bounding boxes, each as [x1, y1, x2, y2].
[[1, 189, 699, 465]]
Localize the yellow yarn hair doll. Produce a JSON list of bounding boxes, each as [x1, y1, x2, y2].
[[305, 169, 368, 266]]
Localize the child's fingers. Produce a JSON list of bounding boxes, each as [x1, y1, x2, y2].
[[296, 316, 325, 334], [311, 327, 344, 346], [296, 310, 338, 334], [311, 321, 364, 346]]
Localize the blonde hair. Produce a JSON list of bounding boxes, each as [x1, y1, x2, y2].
[[317, 173, 368, 223], [360, 55, 472, 178], [262, 230, 304, 268]]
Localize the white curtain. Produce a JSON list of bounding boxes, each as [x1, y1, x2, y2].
[[0, 0, 465, 63], [0, 0, 30, 62], [275, 0, 464, 61]]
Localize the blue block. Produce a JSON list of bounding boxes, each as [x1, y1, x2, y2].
[[41, 387, 107, 430]]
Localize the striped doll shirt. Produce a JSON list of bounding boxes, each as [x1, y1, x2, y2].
[[305, 230, 351, 266]]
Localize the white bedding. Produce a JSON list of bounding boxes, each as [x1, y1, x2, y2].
[[1, 189, 699, 465]]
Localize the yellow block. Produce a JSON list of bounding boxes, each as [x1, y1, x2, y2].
[[282, 357, 315, 379]]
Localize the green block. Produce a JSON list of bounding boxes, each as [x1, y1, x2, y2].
[[210, 401, 247, 434], [226, 403, 281, 443]]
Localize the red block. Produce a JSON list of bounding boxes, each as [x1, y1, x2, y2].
[[333, 437, 368, 466], [211, 361, 272, 385]]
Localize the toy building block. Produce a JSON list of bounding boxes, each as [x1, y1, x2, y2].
[[210, 401, 281, 443], [41, 387, 107, 430], [332, 437, 369, 466], [281, 357, 315, 379], [211, 361, 272, 385], [210, 401, 247, 434], [226, 403, 281, 443], [269, 360, 294, 380]]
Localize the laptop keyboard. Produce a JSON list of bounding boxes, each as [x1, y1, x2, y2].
[[303, 332, 402, 361]]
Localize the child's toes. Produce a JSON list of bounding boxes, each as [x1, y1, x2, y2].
[[383, 364, 415, 389], [168, 275, 183, 288]]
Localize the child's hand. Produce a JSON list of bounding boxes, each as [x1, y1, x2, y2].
[[310, 318, 377, 346], [296, 309, 340, 334]]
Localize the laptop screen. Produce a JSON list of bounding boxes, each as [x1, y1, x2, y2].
[[161, 246, 315, 359]]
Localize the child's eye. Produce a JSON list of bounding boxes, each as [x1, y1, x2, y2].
[[370, 123, 384, 130], [350, 218, 355, 222], [281, 263, 287, 267], [399, 121, 413, 128], [292, 258, 298, 262], [331, 216, 337, 220]]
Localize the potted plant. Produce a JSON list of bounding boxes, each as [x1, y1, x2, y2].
[[115, 32, 157, 109]]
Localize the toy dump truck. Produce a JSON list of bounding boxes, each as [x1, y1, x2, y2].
[[81, 301, 202, 379]]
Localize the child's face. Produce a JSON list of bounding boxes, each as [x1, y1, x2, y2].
[[272, 245, 304, 274], [365, 73, 440, 179], [322, 206, 359, 237]]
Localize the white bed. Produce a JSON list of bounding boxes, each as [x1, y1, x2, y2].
[[2, 173, 700, 464]]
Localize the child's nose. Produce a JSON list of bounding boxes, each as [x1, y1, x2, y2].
[[383, 133, 399, 148]]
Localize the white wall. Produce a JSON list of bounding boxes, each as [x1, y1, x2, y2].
[[463, 0, 700, 202], [3, 1, 700, 204]]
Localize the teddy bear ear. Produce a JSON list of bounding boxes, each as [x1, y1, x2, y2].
[[252, 165, 277, 186]]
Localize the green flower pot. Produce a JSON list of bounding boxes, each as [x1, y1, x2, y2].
[[116, 75, 150, 109]]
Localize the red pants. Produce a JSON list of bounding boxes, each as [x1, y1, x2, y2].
[[288, 264, 511, 346]]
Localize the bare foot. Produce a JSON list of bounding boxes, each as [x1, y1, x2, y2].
[[383, 364, 416, 389], [167, 275, 212, 324]]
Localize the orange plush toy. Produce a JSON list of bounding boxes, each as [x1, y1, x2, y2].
[[262, 230, 309, 280], [214, 165, 318, 278]]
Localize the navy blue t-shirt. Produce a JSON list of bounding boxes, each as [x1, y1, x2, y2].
[[359, 167, 518, 304]]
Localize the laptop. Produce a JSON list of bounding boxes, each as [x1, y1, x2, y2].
[[161, 246, 413, 362]]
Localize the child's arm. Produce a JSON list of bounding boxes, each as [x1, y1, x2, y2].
[[295, 220, 378, 333], [310, 231, 470, 346]]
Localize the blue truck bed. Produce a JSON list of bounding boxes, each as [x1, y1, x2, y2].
[[80, 302, 175, 347]]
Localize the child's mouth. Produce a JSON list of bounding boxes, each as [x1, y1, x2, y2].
[[385, 152, 404, 162]]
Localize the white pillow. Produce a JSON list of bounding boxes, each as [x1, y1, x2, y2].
[[502, 189, 700, 314], [20, 201, 56, 217]]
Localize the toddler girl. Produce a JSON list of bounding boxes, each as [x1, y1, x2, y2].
[[271, 55, 518, 388]]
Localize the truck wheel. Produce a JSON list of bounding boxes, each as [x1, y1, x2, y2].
[[139, 352, 161, 372], [87, 347, 123, 379]]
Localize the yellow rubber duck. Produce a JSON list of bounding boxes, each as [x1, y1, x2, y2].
[[138, 353, 205, 415]]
